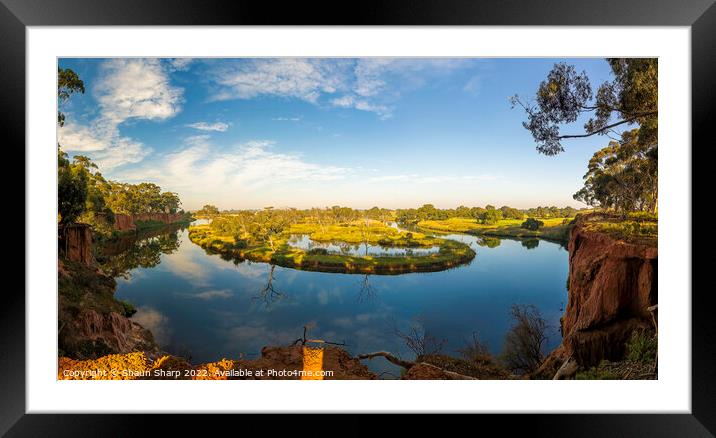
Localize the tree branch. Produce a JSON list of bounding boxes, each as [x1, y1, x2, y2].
[[357, 351, 415, 369], [559, 111, 657, 140]]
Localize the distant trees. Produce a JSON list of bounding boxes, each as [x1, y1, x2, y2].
[[197, 204, 220, 216], [394, 204, 580, 224], [57, 68, 183, 230], [480, 209, 503, 225], [521, 218, 544, 231]]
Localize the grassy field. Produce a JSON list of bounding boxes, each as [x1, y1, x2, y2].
[[188, 221, 476, 274], [289, 220, 442, 247], [577, 212, 657, 246], [417, 217, 572, 243]]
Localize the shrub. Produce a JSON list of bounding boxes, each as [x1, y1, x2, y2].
[[500, 304, 548, 374], [521, 218, 544, 231], [233, 238, 248, 249], [575, 363, 618, 380], [626, 330, 657, 363], [119, 300, 137, 317], [458, 332, 492, 365], [308, 247, 329, 255]]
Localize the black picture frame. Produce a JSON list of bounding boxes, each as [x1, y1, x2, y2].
[[3, 0, 712, 435]]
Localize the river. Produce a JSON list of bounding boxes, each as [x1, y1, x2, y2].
[[106, 221, 568, 377]]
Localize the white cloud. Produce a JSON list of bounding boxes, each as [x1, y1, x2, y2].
[[206, 58, 472, 119], [95, 58, 183, 125], [195, 289, 233, 300], [168, 58, 194, 71], [113, 137, 353, 209], [209, 58, 348, 103], [186, 121, 230, 132], [58, 58, 183, 169], [463, 75, 481, 96], [272, 117, 301, 122]]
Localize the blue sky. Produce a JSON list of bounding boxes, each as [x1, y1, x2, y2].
[[57, 57, 615, 211]]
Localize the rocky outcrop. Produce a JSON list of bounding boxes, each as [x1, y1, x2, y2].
[[59, 308, 160, 359], [536, 220, 657, 377], [113, 213, 186, 232], [58, 223, 93, 266], [58, 259, 161, 360]]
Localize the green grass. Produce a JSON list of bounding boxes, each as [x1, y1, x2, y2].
[[289, 220, 442, 247], [575, 363, 619, 380], [576, 212, 657, 245], [417, 217, 572, 243], [626, 330, 657, 363], [188, 222, 476, 274]]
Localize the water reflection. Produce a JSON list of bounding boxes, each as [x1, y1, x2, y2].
[[253, 265, 287, 308], [97, 224, 185, 278], [287, 234, 441, 257], [111, 222, 568, 376]]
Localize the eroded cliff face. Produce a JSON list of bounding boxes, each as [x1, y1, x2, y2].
[[537, 222, 657, 377], [113, 213, 186, 232], [58, 259, 160, 359], [58, 224, 94, 265]]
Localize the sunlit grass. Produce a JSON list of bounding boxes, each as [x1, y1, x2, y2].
[[187, 222, 475, 274]]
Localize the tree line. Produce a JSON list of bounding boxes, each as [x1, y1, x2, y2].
[[57, 68, 184, 234]]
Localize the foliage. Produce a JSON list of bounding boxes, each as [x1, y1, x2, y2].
[[57, 67, 85, 126], [625, 330, 657, 363], [573, 129, 657, 212], [512, 59, 658, 214], [197, 204, 220, 215], [575, 364, 618, 380], [57, 68, 183, 230], [57, 149, 88, 224], [119, 300, 137, 317], [510, 59, 657, 156], [521, 218, 544, 231], [500, 304, 548, 374]]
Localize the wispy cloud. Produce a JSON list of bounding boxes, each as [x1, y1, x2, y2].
[[205, 58, 472, 119], [186, 121, 230, 132], [58, 58, 183, 169], [272, 117, 301, 122], [113, 136, 354, 209], [463, 75, 481, 96], [368, 174, 499, 183]]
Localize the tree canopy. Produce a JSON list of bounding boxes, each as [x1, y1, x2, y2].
[[512, 59, 658, 213], [511, 59, 657, 156]]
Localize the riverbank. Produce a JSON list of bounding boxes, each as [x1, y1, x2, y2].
[[187, 221, 476, 274], [416, 217, 572, 243]]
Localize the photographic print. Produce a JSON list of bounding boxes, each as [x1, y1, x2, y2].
[[56, 57, 658, 381]]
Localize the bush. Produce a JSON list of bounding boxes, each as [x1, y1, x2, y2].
[[232, 238, 248, 249], [308, 247, 329, 255], [576, 363, 618, 380], [626, 330, 657, 363], [521, 218, 544, 231], [119, 300, 137, 317], [500, 304, 548, 374]]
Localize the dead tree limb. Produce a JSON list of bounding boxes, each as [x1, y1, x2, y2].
[[357, 351, 415, 369]]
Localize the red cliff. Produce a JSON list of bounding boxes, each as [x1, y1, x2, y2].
[[113, 213, 186, 232], [58, 223, 94, 265], [537, 220, 657, 377]]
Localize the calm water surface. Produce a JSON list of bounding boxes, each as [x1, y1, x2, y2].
[[109, 221, 568, 376]]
